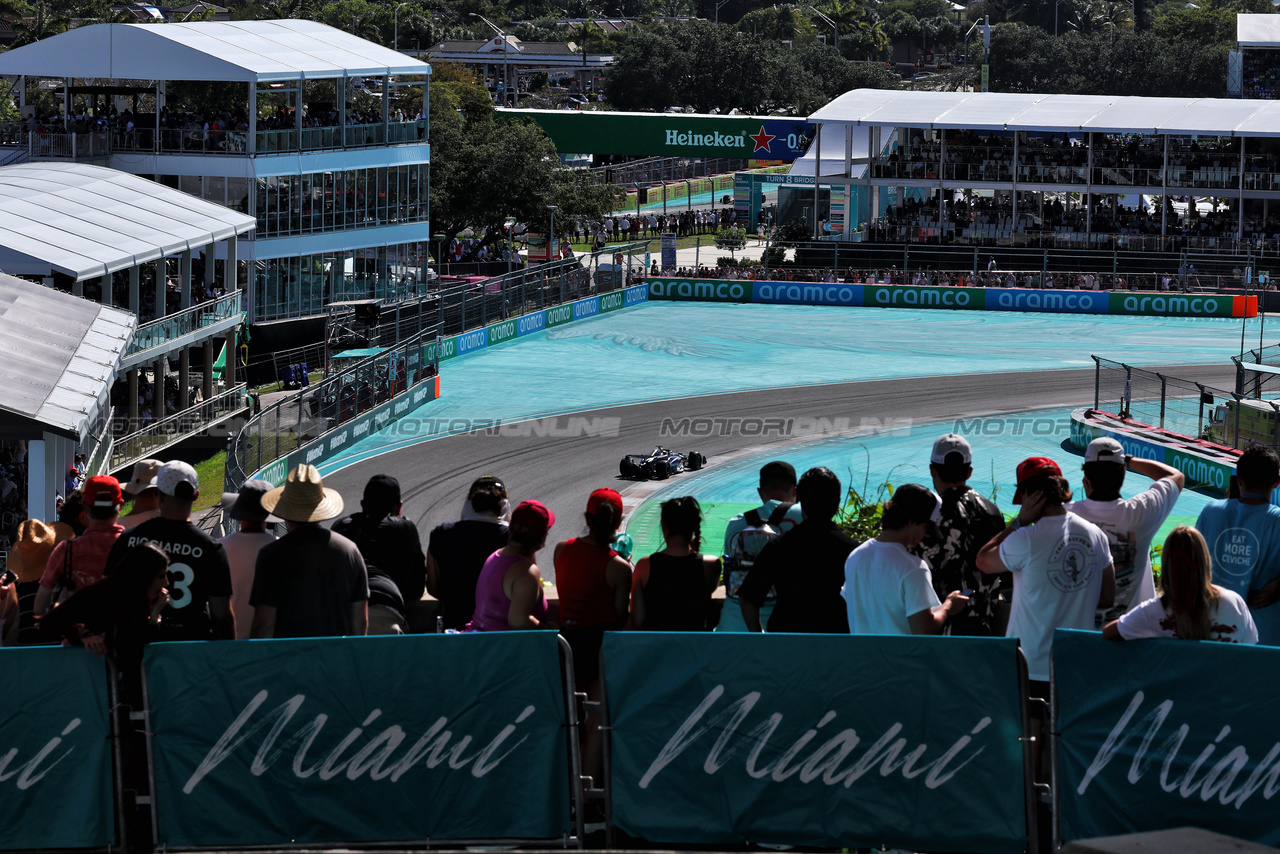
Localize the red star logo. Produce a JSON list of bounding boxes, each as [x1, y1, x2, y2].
[[749, 126, 775, 154]]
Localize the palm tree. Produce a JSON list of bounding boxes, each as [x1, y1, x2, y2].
[[9, 0, 71, 47]]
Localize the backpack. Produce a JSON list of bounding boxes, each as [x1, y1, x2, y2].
[[722, 503, 793, 601]]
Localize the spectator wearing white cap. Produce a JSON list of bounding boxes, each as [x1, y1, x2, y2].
[[842, 483, 970, 635], [915, 434, 1008, 636], [218, 480, 276, 640], [35, 475, 126, 618], [107, 461, 235, 641], [251, 464, 368, 639], [118, 459, 163, 530], [1067, 436, 1184, 627]]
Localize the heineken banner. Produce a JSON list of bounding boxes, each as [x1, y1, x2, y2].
[[646, 279, 1256, 317], [0, 647, 113, 850], [146, 634, 571, 847], [1055, 630, 1280, 847], [603, 633, 1028, 853]]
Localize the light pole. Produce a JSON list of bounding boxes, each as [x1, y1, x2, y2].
[[470, 12, 514, 106], [804, 5, 838, 52], [547, 205, 559, 261], [394, 2, 407, 52], [714, 0, 730, 26]]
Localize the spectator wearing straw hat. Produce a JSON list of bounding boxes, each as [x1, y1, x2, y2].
[[219, 480, 277, 640], [7, 519, 71, 645], [250, 464, 368, 639], [35, 475, 126, 618], [108, 461, 235, 642], [118, 459, 163, 530]]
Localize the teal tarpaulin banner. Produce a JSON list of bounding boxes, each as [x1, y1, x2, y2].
[[603, 633, 1027, 853], [146, 633, 571, 847], [1055, 629, 1280, 846], [0, 647, 114, 850]]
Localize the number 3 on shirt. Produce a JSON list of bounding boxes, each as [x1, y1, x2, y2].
[[168, 563, 194, 609]]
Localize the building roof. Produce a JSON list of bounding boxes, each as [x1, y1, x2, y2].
[[0, 162, 256, 281], [430, 39, 579, 55], [1238, 13, 1280, 47], [809, 89, 1280, 137], [0, 19, 430, 82], [0, 271, 134, 442]]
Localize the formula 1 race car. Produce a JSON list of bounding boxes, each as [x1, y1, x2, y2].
[[619, 447, 707, 480]]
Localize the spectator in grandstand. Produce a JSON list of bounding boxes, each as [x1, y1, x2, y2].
[[1196, 445, 1280, 647], [717, 461, 804, 632], [35, 476, 126, 618], [466, 500, 555, 631], [39, 542, 170, 661], [218, 480, 277, 640], [631, 497, 721, 631], [118, 458, 163, 530], [108, 462, 235, 642], [251, 465, 367, 638], [1067, 438, 1184, 628], [739, 467, 853, 634], [7, 520, 68, 645], [843, 483, 969, 635], [915, 434, 1008, 636], [332, 474, 426, 632], [1103, 526, 1257, 644], [976, 457, 1115, 690], [555, 488, 631, 674], [428, 475, 510, 631]]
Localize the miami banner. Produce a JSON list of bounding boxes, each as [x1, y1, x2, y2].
[[1055, 629, 1280, 846], [145, 633, 571, 847], [0, 647, 114, 849], [603, 633, 1028, 853]]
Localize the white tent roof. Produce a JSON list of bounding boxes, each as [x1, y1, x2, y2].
[[809, 89, 1280, 137], [0, 20, 430, 82], [1238, 14, 1280, 47], [0, 163, 256, 281], [0, 271, 134, 442]]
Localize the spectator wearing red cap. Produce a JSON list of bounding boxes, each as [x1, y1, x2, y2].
[[554, 488, 632, 675], [466, 500, 556, 632], [34, 475, 126, 618], [553, 488, 632, 785]]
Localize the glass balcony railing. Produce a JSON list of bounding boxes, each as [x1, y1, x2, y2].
[[127, 291, 242, 358], [111, 384, 248, 471]]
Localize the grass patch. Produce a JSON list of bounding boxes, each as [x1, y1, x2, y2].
[[193, 451, 227, 513]]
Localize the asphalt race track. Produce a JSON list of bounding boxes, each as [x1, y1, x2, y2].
[[323, 362, 1238, 580]]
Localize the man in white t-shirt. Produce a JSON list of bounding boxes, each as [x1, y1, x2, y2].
[[978, 456, 1115, 686], [843, 483, 969, 635], [1067, 437, 1184, 627]]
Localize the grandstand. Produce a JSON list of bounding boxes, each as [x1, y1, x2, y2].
[[1239, 14, 1280, 100]]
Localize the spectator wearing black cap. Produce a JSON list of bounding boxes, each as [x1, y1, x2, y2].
[[427, 475, 510, 631], [842, 483, 969, 635], [716, 461, 803, 632], [35, 475, 126, 618], [915, 434, 1008, 636], [218, 480, 277, 639], [738, 467, 854, 634], [332, 474, 425, 630], [107, 461, 235, 641]]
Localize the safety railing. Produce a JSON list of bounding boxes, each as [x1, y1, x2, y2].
[[110, 384, 248, 472], [27, 131, 111, 159], [125, 291, 242, 361], [1092, 356, 1251, 450]]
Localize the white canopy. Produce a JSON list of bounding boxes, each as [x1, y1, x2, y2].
[[0, 162, 256, 281], [1238, 13, 1280, 47], [0, 20, 430, 83], [809, 89, 1280, 137], [0, 271, 134, 442]]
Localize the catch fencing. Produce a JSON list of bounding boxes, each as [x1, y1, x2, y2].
[[1091, 357, 1240, 445]]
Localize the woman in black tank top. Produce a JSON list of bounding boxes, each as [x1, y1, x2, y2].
[[631, 497, 721, 630]]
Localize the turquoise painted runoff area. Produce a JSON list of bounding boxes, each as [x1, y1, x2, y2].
[[323, 301, 1256, 474]]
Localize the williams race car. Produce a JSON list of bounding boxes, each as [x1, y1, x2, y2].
[[619, 446, 707, 480]]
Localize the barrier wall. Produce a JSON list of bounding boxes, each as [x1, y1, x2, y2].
[[645, 278, 1258, 318], [144, 633, 572, 848], [1068, 408, 1236, 496], [0, 647, 114, 850], [1054, 630, 1280, 848], [602, 633, 1029, 854]]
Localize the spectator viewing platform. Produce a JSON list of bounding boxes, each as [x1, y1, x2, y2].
[[805, 89, 1280, 251], [1238, 14, 1280, 101]]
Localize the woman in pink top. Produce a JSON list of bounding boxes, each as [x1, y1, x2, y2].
[[466, 500, 555, 631]]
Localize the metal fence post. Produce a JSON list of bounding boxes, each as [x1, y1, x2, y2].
[[1159, 375, 1167, 429]]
